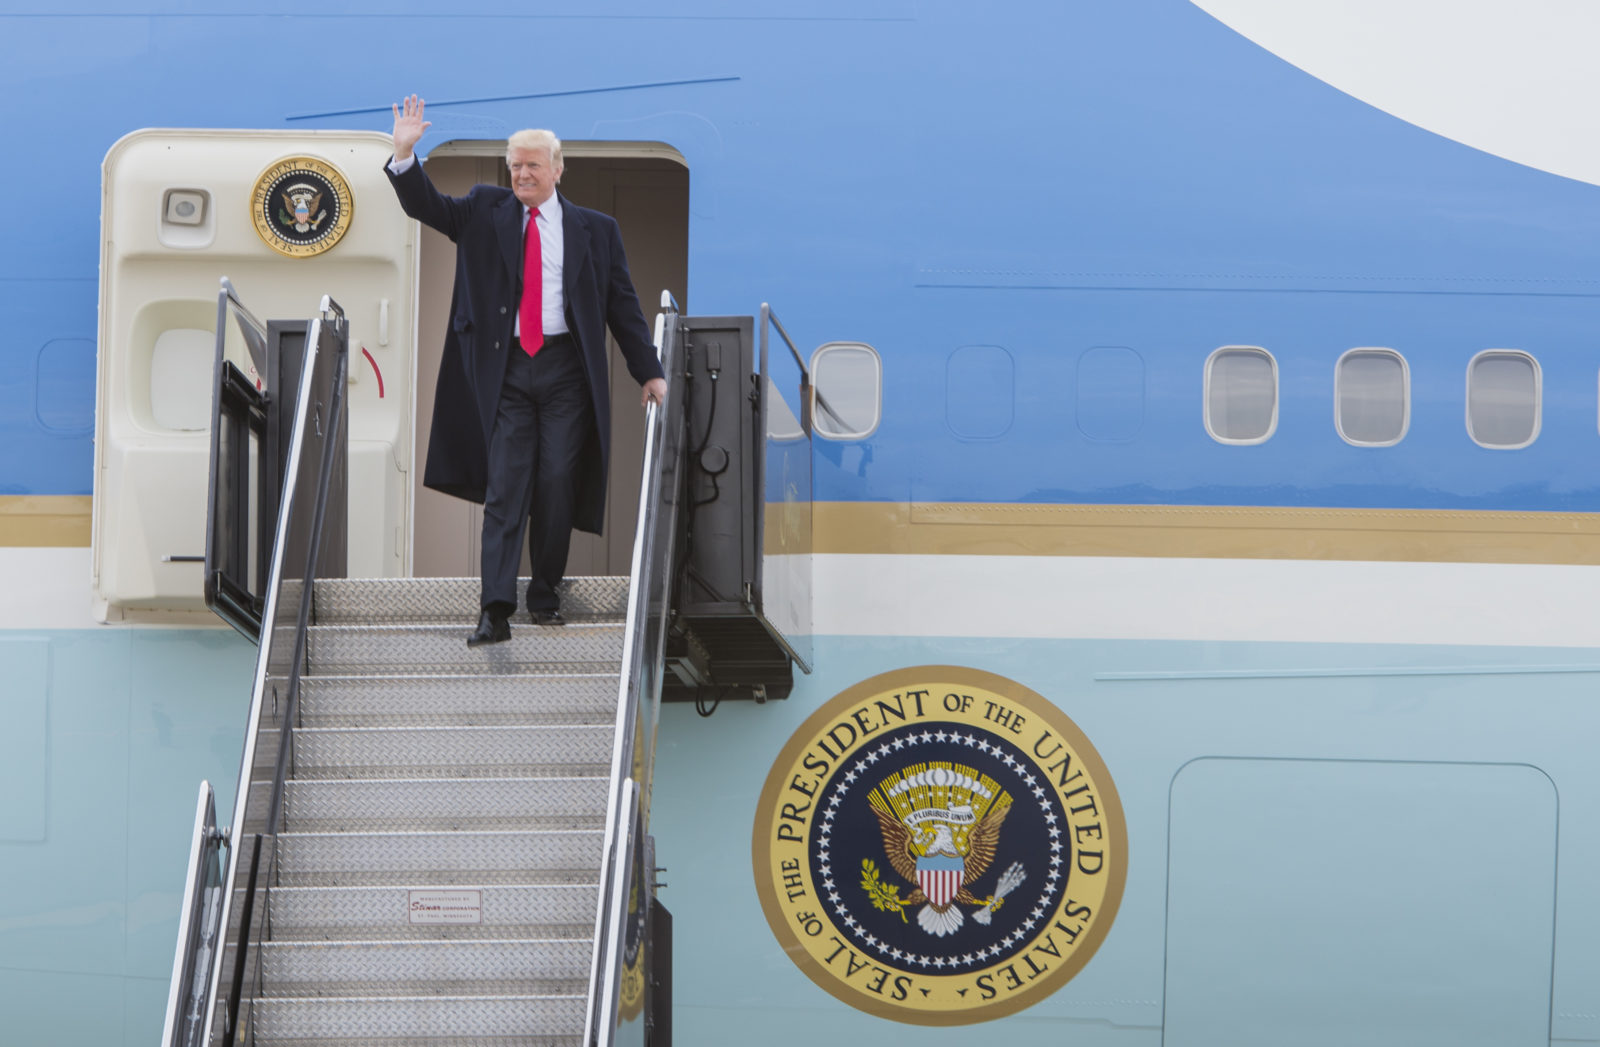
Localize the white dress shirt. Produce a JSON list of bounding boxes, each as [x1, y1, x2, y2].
[[387, 154, 569, 338], [522, 196, 568, 338]]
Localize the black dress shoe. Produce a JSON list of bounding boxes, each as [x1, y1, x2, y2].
[[467, 608, 511, 647], [530, 608, 565, 626]]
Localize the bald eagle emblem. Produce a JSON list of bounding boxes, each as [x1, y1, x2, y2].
[[867, 762, 1026, 937], [278, 182, 326, 234]]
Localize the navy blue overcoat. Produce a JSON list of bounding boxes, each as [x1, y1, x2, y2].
[[385, 158, 664, 534]]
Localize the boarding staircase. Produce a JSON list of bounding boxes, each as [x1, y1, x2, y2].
[[165, 285, 807, 1046], [162, 285, 685, 1047], [241, 574, 631, 1043]]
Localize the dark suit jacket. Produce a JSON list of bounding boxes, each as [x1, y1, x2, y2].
[[385, 157, 664, 534]]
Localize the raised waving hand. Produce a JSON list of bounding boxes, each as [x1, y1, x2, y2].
[[391, 94, 431, 161]]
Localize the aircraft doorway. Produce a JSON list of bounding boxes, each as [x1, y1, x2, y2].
[[409, 142, 689, 579]]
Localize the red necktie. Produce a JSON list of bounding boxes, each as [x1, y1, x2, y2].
[[519, 207, 543, 356]]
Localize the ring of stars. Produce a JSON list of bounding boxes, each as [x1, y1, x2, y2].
[[812, 727, 1068, 974]]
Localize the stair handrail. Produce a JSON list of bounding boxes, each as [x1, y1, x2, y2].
[[761, 301, 848, 438], [161, 782, 227, 1047], [190, 296, 349, 1047], [585, 293, 687, 1046]]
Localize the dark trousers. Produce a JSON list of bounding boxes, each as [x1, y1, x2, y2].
[[480, 334, 593, 613]]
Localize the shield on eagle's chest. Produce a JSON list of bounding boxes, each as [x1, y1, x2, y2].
[[916, 854, 964, 907]]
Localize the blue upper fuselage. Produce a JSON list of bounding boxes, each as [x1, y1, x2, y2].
[[8, 0, 1600, 511]]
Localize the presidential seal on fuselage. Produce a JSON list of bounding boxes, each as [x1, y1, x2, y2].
[[753, 666, 1126, 1025], [250, 155, 353, 257]]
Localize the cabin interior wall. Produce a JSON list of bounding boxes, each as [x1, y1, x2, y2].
[[411, 151, 688, 581]]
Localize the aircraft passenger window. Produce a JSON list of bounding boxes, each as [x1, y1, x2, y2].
[[1335, 348, 1409, 446], [811, 342, 881, 439], [1076, 346, 1144, 442], [36, 338, 95, 433], [1466, 350, 1540, 449], [945, 344, 1013, 439], [1204, 346, 1277, 444]]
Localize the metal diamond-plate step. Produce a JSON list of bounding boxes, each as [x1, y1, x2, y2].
[[283, 777, 610, 831], [260, 939, 591, 996], [255, 1038, 579, 1047], [289, 725, 613, 779], [267, 883, 600, 940], [296, 673, 621, 727], [275, 830, 606, 886], [250, 994, 585, 1041], [313, 576, 629, 625], [307, 623, 626, 675]]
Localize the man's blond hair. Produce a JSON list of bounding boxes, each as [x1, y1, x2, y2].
[[506, 129, 563, 170]]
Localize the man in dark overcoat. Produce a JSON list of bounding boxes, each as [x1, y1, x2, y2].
[[386, 95, 667, 645]]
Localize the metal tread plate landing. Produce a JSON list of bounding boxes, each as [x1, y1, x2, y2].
[[313, 576, 628, 624], [307, 623, 625, 675]]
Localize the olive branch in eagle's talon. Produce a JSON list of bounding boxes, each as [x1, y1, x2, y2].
[[860, 859, 909, 922]]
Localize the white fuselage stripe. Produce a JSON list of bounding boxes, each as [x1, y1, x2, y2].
[[812, 554, 1600, 647], [0, 548, 101, 629], [14, 547, 1599, 648]]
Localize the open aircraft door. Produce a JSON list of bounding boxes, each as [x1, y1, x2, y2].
[[93, 130, 418, 620]]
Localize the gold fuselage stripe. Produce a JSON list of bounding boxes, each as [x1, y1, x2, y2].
[[803, 502, 1600, 564], [10, 495, 1598, 564], [0, 496, 92, 548]]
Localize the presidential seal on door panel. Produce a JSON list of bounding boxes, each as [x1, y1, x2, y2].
[[250, 155, 353, 257]]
